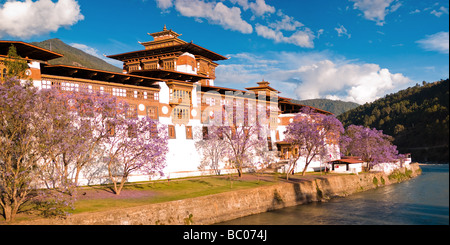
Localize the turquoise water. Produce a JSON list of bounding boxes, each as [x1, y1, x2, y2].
[[217, 164, 449, 225]]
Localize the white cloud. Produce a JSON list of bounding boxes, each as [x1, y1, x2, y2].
[[216, 51, 411, 104], [416, 31, 449, 54], [155, 1, 317, 48], [254, 9, 316, 48], [155, 0, 173, 10], [173, 0, 252, 34], [255, 24, 315, 48], [0, 0, 84, 39], [430, 6, 449, 17], [229, 0, 275, 16], [335, 24, 351, 38], [269, 11, 304, 31], [292, 60, 410, 103], [248, 0, 275, 16], [229, 0, 250, 10], [350, 0, 401, 26]]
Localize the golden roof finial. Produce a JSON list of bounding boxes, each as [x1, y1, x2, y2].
[[163, 24, 167, 31]]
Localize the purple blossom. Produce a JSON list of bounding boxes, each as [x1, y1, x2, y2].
[[284, 107, 344, 177], [102, 114, 169, 195], [340, 124, 400, 169]]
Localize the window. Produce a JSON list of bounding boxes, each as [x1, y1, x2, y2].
[[126, 104, 137, 119], [1, 68, 6, 79], [202, 126, 208, 140], [61, 82, 79, 92], [127, 124, 137, 138], [172, 107, 189, 123], [113, 88, 126, 97], [217, 127, 224, 140], [267, 137, 272, 151], [186, 126, 193, 139], [168, 125, 176, 139], [41, 80, 52, 89], [171, 89, 190, 103], [293, 147, 299, 157], [231, 127, 237, 139], [106, 121, 115, 137], [150, 123, 158, 138], [147, 106, 159, 120]]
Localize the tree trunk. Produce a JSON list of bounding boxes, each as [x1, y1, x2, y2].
[[2, 205, 12, 222], [116, 177, 127, 195], [74, 167, 81, 187], [286, 157, 299, 180], [2, 202, 20, 222], [302, 157, 314, 176]]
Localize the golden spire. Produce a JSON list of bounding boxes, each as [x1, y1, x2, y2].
[[163, 24, 167, 31]]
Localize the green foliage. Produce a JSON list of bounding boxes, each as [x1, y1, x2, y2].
[[31, 39, 122, 73], [338, 79, 449, 162], [388, 169, 413, 181], [372, 177, 379, 186], [4, 45, 29, 78], [293, 99, 360, 115], [184, 213, 194, 225], [71, 175, 274, 214], [32, 190, 75, 218]]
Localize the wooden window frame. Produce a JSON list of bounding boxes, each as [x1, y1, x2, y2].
[[106, 121, 115, 137], [267, 136, 273, 151], [186, 126, 193, 139], [168, 125, 176, 139], [202, 126, 208, 140], [126, 104, 138, 119], [147, 105, 159, 120]]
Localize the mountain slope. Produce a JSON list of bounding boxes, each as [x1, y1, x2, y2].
[[293, 99, 359, 115], [31, 38, 122, 73], [338, 79, 449, 162]]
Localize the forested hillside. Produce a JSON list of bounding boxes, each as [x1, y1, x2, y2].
[[338, 79, 449, 162], [294, 99, 359, 115], [31, 39, 122, 73]]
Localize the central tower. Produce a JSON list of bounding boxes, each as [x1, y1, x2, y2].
[[107, 26, 227, 86]]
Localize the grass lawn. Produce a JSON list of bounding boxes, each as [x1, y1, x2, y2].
[[2, 172, 338, 223], [70, 174, 277, 214]]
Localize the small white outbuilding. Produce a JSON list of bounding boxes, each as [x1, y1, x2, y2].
[[329, 158, 365, 174]]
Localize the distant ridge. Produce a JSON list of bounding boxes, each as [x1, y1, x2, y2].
[[338, 79, 449, 162], [292, 98, 360, 115], [31, 38, 122, 73]]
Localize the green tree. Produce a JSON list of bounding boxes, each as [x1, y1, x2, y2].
[[4, 45, 29, 79]]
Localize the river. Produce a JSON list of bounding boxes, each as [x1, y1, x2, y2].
[[216, 164, 449, 225]]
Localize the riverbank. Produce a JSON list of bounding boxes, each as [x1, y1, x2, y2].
[[9, 163, 421, 225], [219, 163, 447, 225]]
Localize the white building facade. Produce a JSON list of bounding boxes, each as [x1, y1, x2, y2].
[[1, 28, 341, 186]]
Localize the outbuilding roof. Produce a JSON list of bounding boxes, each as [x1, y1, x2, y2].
[[329, 158, 365, 164]]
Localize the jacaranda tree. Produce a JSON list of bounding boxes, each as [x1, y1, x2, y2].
[[0, 77, 44, 222], [0, 46, 170, 219], [103, 114, 168, 195], [284, 107, 344, 178], [195, 125, 230, 175], [340, 124, 400, 170]]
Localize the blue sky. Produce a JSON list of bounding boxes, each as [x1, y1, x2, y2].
[[0, 0, 448, 104]]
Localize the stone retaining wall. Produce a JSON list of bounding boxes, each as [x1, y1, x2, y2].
[[17, 163, 421, 225]]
